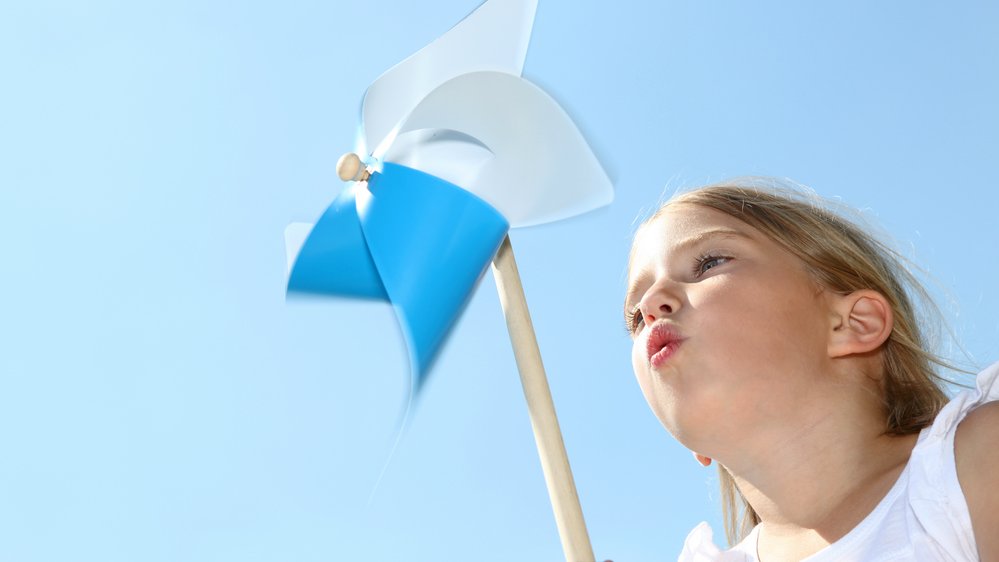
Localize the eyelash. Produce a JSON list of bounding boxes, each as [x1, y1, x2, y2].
[[624, 253, 732, 334], [624, 304, 642, 334], [693, 253, 731, 277]]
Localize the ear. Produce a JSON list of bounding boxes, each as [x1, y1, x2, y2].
[[827, 290, 894, 358]]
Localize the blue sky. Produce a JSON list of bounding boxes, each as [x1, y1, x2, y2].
[[2, 1, 997, 560]]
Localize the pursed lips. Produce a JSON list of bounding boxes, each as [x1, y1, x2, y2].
[[646, 321, 685, 369]]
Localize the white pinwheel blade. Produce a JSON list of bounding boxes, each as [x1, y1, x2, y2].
[[362, 0, 538, 158], [386, 71, 613, 227], [382, 129, 494, 190], [284, 222, 314, 275]]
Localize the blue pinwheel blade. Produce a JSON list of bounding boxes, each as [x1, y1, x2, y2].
[[287, 187, 387, 300], [361, 163, 509, 388]]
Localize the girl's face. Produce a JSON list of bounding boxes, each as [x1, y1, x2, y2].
[[624, 204, 836, 457]]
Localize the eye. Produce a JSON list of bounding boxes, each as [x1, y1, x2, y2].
[[694, 254, 731, 277], [624, 303, 644, 334]]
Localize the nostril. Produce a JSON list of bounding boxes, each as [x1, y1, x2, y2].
[[661, 303, 673, 314]]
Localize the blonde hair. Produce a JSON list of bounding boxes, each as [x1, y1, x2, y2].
[[638, 181, 960, 545]]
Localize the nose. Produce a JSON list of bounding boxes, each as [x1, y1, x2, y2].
[[640, 281, 681, 325]]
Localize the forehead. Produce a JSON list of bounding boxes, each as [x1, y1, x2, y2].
[[630, 204, 754, 266]]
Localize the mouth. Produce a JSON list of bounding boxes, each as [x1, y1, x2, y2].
[[646, 321, 685, 369]]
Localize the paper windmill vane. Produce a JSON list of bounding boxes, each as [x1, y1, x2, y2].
[[283, 1, 611, 559]]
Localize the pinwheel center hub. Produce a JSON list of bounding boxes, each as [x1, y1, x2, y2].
[[337, 153, 370, 182]]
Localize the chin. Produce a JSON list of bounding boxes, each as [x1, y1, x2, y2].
[[659, 403, 725, 456]]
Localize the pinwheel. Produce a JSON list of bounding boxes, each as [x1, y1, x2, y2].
[[284, 1, 611, 559]]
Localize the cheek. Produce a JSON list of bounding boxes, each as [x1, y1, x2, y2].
[[684, 291, 830, 430], [698, 277, 825, 360]]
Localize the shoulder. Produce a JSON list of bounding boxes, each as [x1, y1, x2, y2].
[[955, 400, 999, 560]]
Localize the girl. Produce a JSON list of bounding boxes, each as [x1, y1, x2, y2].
[[623, 184, 998, 561]]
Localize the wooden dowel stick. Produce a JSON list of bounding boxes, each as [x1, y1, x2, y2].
[[491, 236, 595, 562]]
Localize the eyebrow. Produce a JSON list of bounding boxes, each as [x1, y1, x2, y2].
[[671, 227, 753, 255], [624, 227, 754, 310]]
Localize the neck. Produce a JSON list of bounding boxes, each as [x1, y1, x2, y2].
[[719, 380, 918, 559]]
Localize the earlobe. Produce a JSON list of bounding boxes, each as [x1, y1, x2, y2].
[[828, 290, 894, 358], [692, 452, 713, 467]]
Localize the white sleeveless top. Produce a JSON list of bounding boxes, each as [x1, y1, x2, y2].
[[679, 361, 999, 562]]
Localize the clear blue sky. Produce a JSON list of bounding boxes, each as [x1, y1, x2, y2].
[[2, 1, 997, 560]]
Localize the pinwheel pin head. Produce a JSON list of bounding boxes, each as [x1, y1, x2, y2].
[[336, 153, 370, 183]]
